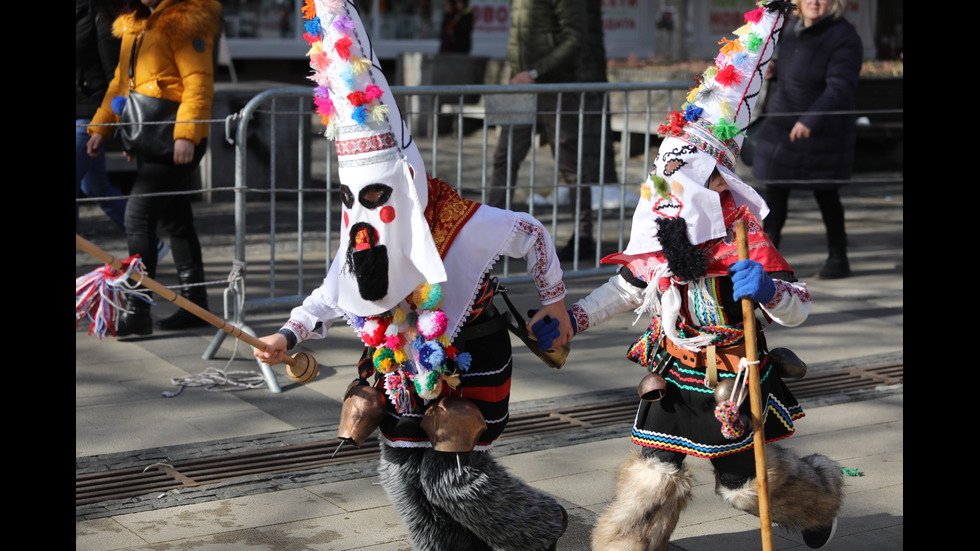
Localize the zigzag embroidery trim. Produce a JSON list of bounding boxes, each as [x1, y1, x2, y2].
[[630, 396, 804, 458]]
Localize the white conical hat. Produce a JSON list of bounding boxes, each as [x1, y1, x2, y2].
[[303, 0, 446, 317], [623, 1, 793, 255]]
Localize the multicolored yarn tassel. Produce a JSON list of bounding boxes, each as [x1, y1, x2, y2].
[[714, 400, 744, 439], [715, 357, 752, 439], [75, 255, 151, 339]]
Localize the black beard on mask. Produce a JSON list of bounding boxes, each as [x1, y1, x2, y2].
[[656, 217, 706, 281], [345, 223, 390, 301]]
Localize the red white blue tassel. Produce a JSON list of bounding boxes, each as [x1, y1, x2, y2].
[[75, 255, 151, 339]]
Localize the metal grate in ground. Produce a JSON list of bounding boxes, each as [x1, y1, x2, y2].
[[76, 361, 902, 508]]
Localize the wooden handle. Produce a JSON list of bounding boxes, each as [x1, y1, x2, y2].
[[76, 233, 297, 368], [734, 220, 774, 551]]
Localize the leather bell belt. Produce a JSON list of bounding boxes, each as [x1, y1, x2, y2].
[[663, 337, 747, 373]]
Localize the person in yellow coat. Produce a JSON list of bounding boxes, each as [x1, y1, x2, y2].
[[86, 0, 222, 336]]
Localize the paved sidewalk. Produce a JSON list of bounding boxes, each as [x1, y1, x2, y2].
[[76, 156, 902, 549]]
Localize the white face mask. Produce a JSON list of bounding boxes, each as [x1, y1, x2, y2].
[[622, 137, 770, 257], [333, 142, 445, 316], [623, 138, 726, 255]]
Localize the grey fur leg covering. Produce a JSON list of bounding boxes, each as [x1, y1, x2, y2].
[[419, 450, 564, 551], [378, 445, 492, 551], [715, 445, 845, 531], [591, 451, 693, 551]]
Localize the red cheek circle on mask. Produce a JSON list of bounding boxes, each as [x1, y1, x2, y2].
[[379, 206, 395, 223], [344, 211, 349, 227]]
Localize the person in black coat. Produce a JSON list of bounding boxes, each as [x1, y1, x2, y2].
[[76, 0, 127, 232], [751, 0, 863, 279], [439, 0, 474, 54]]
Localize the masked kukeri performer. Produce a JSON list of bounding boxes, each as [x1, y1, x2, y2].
[[253, 2, 571, 549], [564, 3, 844, 549]]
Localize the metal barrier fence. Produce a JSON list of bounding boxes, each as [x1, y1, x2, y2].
[[77, 80, 901, 392], [77, 82, 903, 322], [229, 81, 692, 316]]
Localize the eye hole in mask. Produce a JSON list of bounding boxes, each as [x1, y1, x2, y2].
[[359, 184, 393, 209], [340, 185, 355, 209]]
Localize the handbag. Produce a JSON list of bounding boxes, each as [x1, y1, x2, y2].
[[117, 36, 179, 159]]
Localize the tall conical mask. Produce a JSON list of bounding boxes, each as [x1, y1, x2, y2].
[[623, 1, 794, 256], [304, 0, 446, 317]]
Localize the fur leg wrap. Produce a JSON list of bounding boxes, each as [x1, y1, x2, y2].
[[591, 451, 693, 551], [378, 445, 492, 551], [419, 450, 565, 551], [715, 445, 845, 531]]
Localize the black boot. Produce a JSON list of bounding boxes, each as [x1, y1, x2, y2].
[[545, 504, 568, 551], [115, 291, 153, 337], [817, 247, 851, 279], [156, 264, 211, 330]]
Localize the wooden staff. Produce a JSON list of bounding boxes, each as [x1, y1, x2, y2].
[[76, 234, 318, 383], [735, 219, 773, 551]]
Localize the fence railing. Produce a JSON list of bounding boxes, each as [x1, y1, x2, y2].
[[76, 80, 903, 392], [78, 80, 904, 325], [227, 81, 696, 315]]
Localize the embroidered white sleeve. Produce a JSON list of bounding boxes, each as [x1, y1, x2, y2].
[[573, 274, 645, 331], [501, 212, 567, 305], [281, 279, 343, 343], [760, 279, 811, 327]]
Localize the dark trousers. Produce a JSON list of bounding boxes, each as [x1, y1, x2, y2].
[[764, 186, 846, 251], [490, 92, 592, 236], [125, 141, 207, 278], [644, 445, 757, 491]]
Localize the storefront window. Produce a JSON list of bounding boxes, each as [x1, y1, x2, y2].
[[221, 0, 442, 41], [222, 0, 298, 39]]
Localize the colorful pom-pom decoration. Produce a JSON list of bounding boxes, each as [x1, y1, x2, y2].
[[712, 118, 741, 141], [411, 282, 444, 310], [416, 309, 448, 339], [360, 316, 388, 347], [373, 346, 399, 374], [414, 370, 442, 400], [302, 0, 316, 20], [384, 334, 401, 349], [714, 400, 744, 440], [417, 340, 446, 373], [657, 110, 686, 138], [683, 104, 704, 123]]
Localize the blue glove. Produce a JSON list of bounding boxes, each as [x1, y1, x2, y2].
[[730, 259, 776, 303], [529, 309, 577, 351]]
